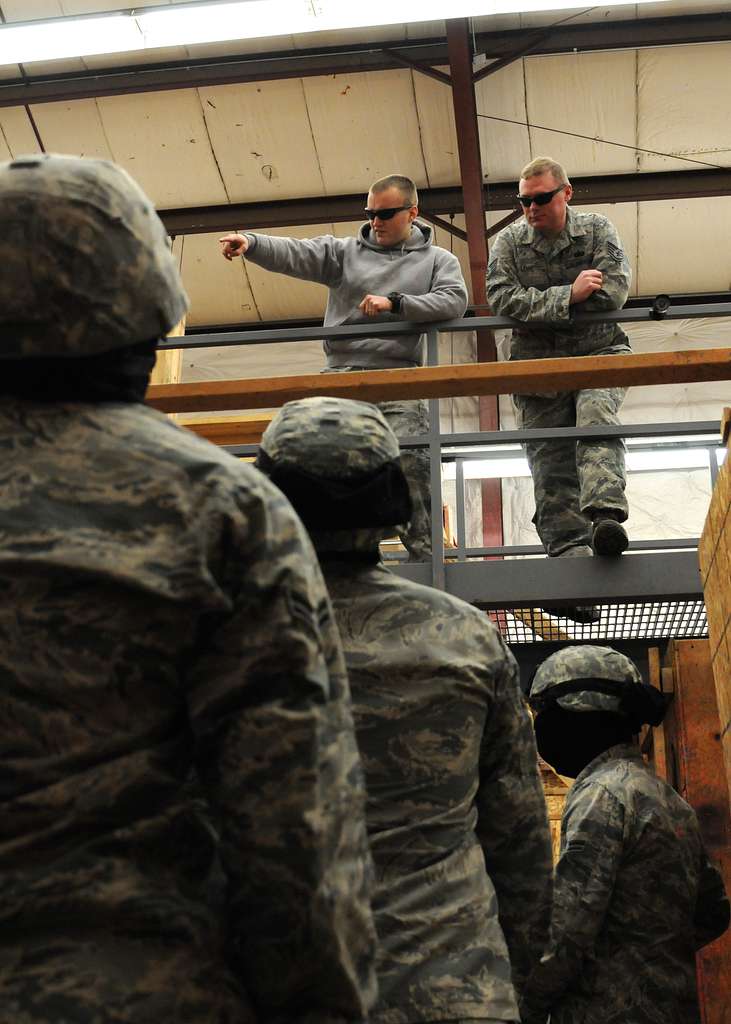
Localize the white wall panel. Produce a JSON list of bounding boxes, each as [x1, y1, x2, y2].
[[177, 232, 260, 329], [476, 60, 531, 181], [412, 68, 460, 187], [637, 197, 731, 295], [638, 43, 731, 172], [524, 50, 637, 174]]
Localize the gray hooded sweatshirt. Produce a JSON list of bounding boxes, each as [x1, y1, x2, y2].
[[243, 221, 468, 369]]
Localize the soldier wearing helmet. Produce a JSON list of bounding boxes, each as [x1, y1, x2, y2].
[[0, 155, 376, 1023], [257, 396, 553, 1024], [521, 645, 729, 1024]]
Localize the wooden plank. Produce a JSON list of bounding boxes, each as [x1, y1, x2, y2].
[[147, 347, 731, 414], [664, 640, 731, 1024], [179, 412, 274, 446]]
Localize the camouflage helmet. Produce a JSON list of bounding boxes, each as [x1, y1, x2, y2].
[[0, 153, 188, 359], [529, 645, 645, 716], [259, 396, 401, 477], [257, 397, 411, 532]]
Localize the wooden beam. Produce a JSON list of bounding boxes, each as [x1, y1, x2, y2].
[[179, 413, 274, 446], [147, 347, 731, 414]]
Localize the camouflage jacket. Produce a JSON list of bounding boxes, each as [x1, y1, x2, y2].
[[0, 398, 377, 1024], [321, 559, 553, 1023], [519, 743, 730, 1024], [486, 208, 632, 359]]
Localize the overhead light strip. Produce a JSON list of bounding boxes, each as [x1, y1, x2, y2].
[[0, 1, 659, 66]]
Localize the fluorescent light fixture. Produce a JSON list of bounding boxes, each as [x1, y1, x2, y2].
[[0, 0, 659, 66]]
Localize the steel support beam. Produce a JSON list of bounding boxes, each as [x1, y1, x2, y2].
[[392, 551, 703, 608], [158, 168, 731, 236], [0, 13, 728, 108], [447, 18, 502, 548]]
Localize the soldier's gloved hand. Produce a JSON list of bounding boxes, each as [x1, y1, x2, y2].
[[358, 294, 392, 317], [570, 269, 603, 304], [219, 232, 249, 260]]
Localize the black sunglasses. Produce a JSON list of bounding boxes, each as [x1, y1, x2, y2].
[[364, 205, 412, 221], [517, 184, 566, 208]]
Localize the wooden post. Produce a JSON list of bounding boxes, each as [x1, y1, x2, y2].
[[661, 639, 731, 1024]]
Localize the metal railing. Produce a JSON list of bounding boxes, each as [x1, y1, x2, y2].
[[160, 297, 731, 590]]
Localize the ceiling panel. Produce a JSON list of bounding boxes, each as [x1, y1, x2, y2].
[[638, 43, 731, 173], [0, 106, 42, 156], [476, 59, 531, 182], [198, 80, 325, 203], [302, 70, 427, 194], [523, 50, 638, 175], [30, 97, 112, 158], [92, 89, 229, 207], [411, 67, 459, 188]]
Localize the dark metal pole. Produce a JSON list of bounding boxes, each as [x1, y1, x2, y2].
[[446, 17, 504, 551]]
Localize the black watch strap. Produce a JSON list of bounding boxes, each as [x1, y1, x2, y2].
[[387, 291, 403, 314]]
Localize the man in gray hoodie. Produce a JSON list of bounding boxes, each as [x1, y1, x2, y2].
[[220, 173, 469, 561]]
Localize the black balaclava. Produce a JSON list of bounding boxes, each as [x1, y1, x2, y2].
[[534, 707, 635, 778], [1, 338, 159, 404]]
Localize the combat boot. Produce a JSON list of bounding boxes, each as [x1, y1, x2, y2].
[[592, 513, 628, 557]]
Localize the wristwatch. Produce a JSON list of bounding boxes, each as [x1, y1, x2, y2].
[[387, 292, 404, 314]]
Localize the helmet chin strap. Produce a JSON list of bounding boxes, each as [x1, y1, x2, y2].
[[0, 338, 158, 404]]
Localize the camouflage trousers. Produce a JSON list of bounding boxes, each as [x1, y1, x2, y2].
[[514, 386, 628, 557], [377, 398, 432, 562]]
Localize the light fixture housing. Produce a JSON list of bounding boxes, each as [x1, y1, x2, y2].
[[0, 1, 659, 66]]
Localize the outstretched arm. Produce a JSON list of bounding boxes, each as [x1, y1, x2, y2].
[[220, 230, 346, 286]]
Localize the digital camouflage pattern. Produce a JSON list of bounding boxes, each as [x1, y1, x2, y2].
[[320, 559, 552, 1023], [260, 395, 401, 477], [260, 394, 432, 560], [0, 155, 376, 1023], [0, 154, 188, 357], [487, 208, 632, 556], [0, 399, 377, 1024], [529, 644, 643, 715], [519, 743, 730, 1024], [376, 398, 431, 561]]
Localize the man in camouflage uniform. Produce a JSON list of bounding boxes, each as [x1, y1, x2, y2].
[[256, 396, 554, 1024], [522, 645, 730, 1024], [487, 156, 632, 560], [220, 173, 469, 562], [0, 154, 377, 1023]]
